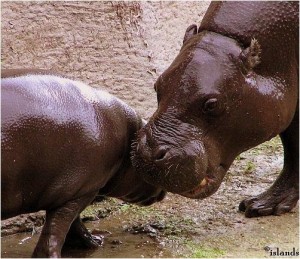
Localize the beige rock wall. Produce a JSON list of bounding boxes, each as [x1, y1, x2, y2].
[[1, 1, 210, 119]]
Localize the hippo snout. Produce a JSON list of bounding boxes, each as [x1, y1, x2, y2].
[[132, 128, 209, 194], [136, 130, 190, 168], [136, 132, 170, 165]]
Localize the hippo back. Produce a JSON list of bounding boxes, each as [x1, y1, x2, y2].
[[199, 2, 299, 76]]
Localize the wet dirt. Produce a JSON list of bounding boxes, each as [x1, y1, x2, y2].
[[1, 137, 299, 258], [1, 219, 172, 258]]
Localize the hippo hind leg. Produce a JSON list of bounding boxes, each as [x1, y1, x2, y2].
[[239, 109, 299, 218], [32, 191, 98, 258]]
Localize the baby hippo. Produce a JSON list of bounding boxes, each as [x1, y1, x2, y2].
[[1, 69, 165, 258]]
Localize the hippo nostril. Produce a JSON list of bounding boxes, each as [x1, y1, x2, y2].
[[153, 147, 169, 161]]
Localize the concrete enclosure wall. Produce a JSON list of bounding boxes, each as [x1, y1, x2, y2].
[[1, 1, 210, 119]]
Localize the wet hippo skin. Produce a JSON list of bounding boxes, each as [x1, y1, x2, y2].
[[132, 2, 299, 218], [1, 69, 165, 257]]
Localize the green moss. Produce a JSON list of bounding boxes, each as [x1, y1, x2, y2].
[[81, 204, 100, 218], [244, 161, 256, 174], [187, 245, 225, 258]]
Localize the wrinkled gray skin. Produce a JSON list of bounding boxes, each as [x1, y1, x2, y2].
[[1, 69, 165, 257], [131, 1, 299, 218]]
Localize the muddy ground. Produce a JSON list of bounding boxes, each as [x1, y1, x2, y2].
[[1, 136, 299, 258]]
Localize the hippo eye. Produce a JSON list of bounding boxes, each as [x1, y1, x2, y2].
[[202, 98, 219, 114]]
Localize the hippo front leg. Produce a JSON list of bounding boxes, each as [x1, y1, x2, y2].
[[64, 217, 103, 249], [239, 110, 299, 217], [32, 192, 97, 258]]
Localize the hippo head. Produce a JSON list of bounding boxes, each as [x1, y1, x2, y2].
[[131, 25, 274, 199]]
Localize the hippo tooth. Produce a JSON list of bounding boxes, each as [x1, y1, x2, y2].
[[199, 178, 207, 187]]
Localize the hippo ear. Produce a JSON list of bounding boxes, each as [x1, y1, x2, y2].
[[183, 24, 198, 44], [240, 38, 261, 70]]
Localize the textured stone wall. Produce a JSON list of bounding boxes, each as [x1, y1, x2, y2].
[[1, 1, 210, 119]]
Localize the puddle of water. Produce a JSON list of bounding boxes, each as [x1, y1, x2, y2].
[[1, 220, 174, 258]]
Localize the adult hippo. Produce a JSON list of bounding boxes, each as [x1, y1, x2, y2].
[[1, 69, 165, 257], [131, 2, 299, 218]]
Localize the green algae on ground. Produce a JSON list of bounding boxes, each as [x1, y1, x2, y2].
[[186, 244, 225, 258]]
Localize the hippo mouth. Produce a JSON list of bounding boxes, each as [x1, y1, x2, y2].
[[180, 175, 220, 199], [131, 143, 226, 199], [131, 130, 228, 199], [179, 164, 226, 199], [131, 150, 206, 194]]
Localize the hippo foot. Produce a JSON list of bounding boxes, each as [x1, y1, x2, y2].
[[64, 219, 104, 249], [64, 232, 103, 249], [239, 186, 299, 218], [63, 216, 103, 249]]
